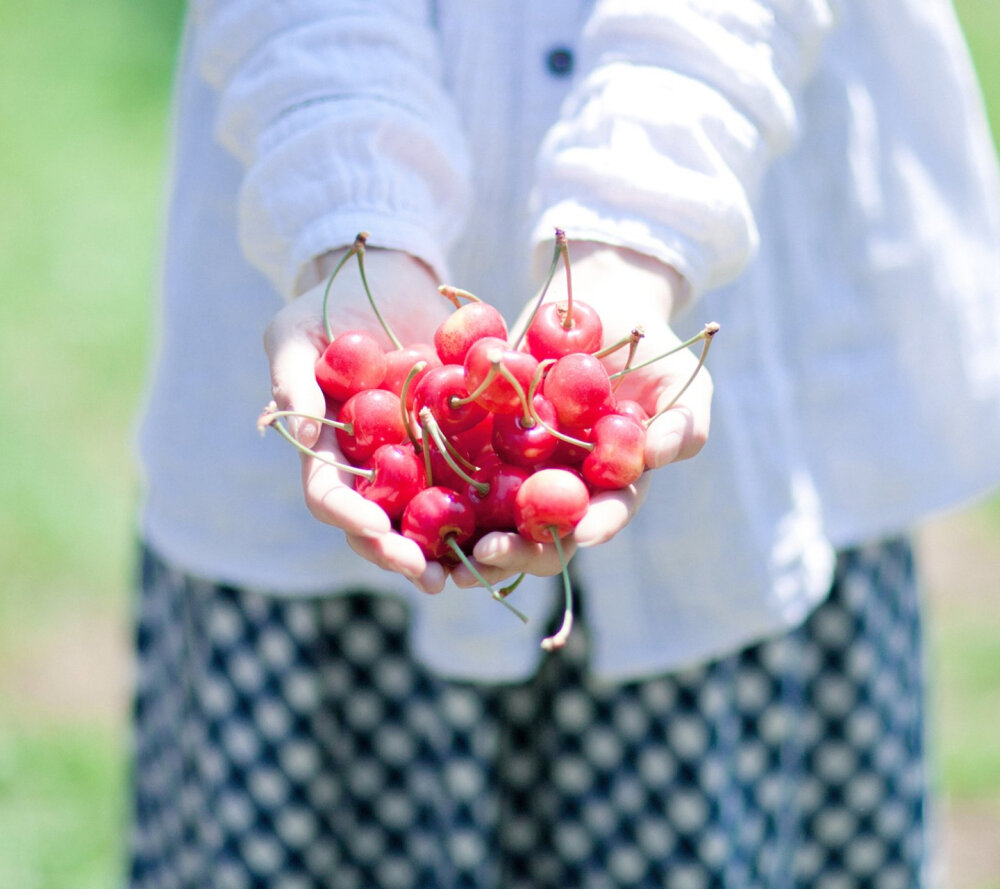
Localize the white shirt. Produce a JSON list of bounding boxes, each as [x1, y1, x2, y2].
[[138, 0, 1000, 681]]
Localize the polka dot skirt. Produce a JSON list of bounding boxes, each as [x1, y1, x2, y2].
[[128, 539, 927, 888]]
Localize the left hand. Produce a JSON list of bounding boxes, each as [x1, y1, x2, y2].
[[450, 241, 714, 588]]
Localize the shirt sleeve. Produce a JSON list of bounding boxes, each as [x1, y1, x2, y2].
[[530, 0, 835, 297], [191, 0, 472, 298]]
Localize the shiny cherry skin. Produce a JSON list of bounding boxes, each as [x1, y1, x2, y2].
[[525, 300, 603, 361], [315, 330, 386, 401], [401, 486, 477, 561], [514, 468, 589, 543]]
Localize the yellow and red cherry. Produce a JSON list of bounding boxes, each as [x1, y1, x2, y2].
[[514, 467, 589, 544], [315, 330, 387, 402], [334, 388, 407, 463]]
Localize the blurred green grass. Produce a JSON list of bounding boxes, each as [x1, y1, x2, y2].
[[0, 0, 998, 887]]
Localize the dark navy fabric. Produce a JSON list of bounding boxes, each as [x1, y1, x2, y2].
[[128, 539, 926, 888]]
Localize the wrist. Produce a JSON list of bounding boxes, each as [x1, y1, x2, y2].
[[532, 239, 688, 323]]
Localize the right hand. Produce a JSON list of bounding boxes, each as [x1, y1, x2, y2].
[[263, 246, 452, 593]]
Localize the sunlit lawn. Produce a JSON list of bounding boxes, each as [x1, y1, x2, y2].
[[0, 1, 998, 886]]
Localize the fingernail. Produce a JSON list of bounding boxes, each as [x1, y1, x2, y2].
[[295, 419, 319, 444]]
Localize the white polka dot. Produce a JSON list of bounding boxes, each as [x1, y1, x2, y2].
[[374, 724, 416, 765], [816, 740, 858, 784], [279, 740, 320, 781], [223, 720, 261, 764], [219, 788, 255, 831], [609, 845, 646, 883], [343, 622, 383, 663], [814, 807, 858, 845], [276, 807, 318, 847], [345, 690, 383, 730], [554, 822, 593, 862], [669, 715, 709, 759], [638, 747, 675, 786], [229, 650, 265, 693], [555, 690, 594, 730], [669, 791, 708, 833], [554, 756, 594, 795], [377, 790, 416, 829], [376, 855, 418, 889], [249, 766, 290, 807], [255, 698, 292, 739], [242, 831, 284, 873], [446, 759, 485, 799]]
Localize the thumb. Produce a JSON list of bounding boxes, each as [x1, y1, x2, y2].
[[264, 320, 328, 449]]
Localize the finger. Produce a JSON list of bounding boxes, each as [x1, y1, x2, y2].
[[646, 371, 713, 468], [301, 427, 392, 535], [449, 557, 523, 589], [472, 531, 578, 577], [346, 532, 447, 593], [573, 475, 650, 548], [264, 309, 327, 447]]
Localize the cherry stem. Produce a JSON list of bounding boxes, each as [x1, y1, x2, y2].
[[512, 228, 568, 352], [540, 531, 574, 651], [498, 572, 526, 598], [495, 361, 535, 428], [438, 284, 481, 307], [353, 238, 404, 351], [445, 538, 530, 624], [613, 328, 645, 393], [525, 367, 594, 453], [592, 326, 644, 360], [418, 408, 488, 496], [400, 361, 427, 450], [452, 353, 501, 406], [608, 322, 719, 381], [256, 402, 352, 437], [645, 322, 719, 427], [321, 233, 367, 342], [261, 414, 373, 481], [557, 230, 574, 330]]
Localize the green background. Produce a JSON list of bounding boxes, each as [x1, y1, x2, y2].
[[1, 2, 998, 887]]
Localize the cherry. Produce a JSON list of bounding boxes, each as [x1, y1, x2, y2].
[[315, 330, 387, 402], [463, 338, 539, 415], [400, 486, 477, 561], [412, 364, 488, 434], [491, 393, 560, 468], [335, 388, 406, 463], [514, 468, 589, 544], [525, 300, 603, 361], [354, 442, 426, 520], [434, 289, 508, 365], [382, 343, 440, 408], [581, 413, 646, 489], [542, 352, 615, 428], [464, 462, 530, 532]]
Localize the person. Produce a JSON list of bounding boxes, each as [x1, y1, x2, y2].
[[131, 1, 1000, 887]]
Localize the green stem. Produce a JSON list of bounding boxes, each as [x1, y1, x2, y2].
[[265, 417, 372, 481], [418, 408, 488, 496], [321, 233, 367, 342], [445, 539, 530, 624], [645, 322, 719, 427], [399, 361, 427, 450], [541, 531, 574, 651], [355, 238, 403, 350], [256, 403, 352, 437], [608, 322, 719, 381], [511, 229, 568, 352]]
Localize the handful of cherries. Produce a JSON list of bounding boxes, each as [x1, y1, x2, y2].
[[260, 231, 718, 650]]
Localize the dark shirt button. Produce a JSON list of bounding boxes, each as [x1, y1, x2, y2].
[[546, 47, 574, 77]]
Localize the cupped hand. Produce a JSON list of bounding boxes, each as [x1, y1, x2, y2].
[[263, 245, 451, 593], [450, 241, 713, 589]]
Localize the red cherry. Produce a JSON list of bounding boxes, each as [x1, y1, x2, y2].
[[464, 462, 530, 532], [542, 352, 614, 428], [315, 330, 387, 401], [335, 388, 406, 463], [463, 337, 539, 415], [514, 468, 589, 543], [434, 302, 508, 365], [525, 300, 603, 361], [381, 343, 441, 408], [491, 394, 560, 468], [581, 413, 646, 489], [355, 442, 426, 520], [413, 364, 488, 434], [400, 486, 477, 561]]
